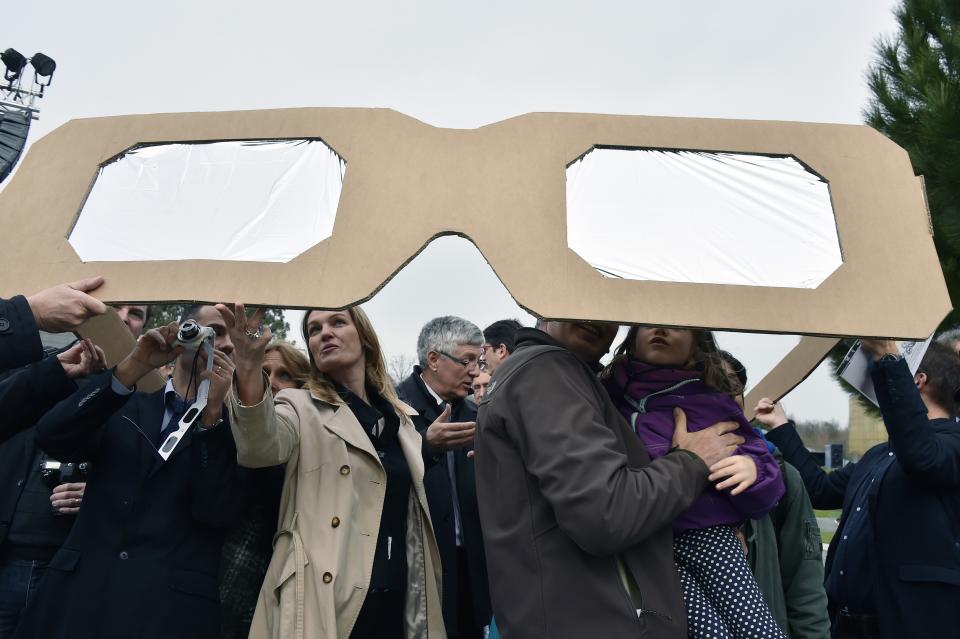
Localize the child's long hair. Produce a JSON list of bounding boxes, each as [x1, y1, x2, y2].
[[605, 326, 743, 397]]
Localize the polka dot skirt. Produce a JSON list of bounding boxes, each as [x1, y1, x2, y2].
[[674, 525, 787, 639]]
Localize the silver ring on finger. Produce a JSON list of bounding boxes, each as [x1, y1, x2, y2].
[[216, 365, 223, 374], [244, 325, 262, 339]]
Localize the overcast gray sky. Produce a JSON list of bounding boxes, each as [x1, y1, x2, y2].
[[2, 0, 904, 424]]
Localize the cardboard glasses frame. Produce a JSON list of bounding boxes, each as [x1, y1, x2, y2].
[[0, 108, 950, 402]]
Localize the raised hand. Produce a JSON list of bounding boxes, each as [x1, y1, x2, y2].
[[709, 455, 758, 495], [217, 303, 272, 405], [860, 338, 900, 361], [115, 322, 183, 388], [753, 397, 789, 430], [27, 277, 108, 333], [199, 349, 236, 427], [425, 404, 476, 453], [57, 338, 108, 379]]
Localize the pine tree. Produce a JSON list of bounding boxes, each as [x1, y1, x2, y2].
[[864, 0, 960, 328], [831, 0, 959, 414]]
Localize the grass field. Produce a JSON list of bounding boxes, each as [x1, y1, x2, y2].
[[814, 509, 841, 545]]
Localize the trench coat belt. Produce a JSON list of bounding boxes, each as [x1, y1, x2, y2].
[[274, 525, 307, 639]]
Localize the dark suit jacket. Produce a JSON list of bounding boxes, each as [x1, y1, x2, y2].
[[13, 370, 243, 639], [0, 354, 75, 446], [396, 367, 492, 632], [0, 295, 68, 442], [0, 355, 77, 546], [768, 358, 960, 639], [0, 295, 43, 375]]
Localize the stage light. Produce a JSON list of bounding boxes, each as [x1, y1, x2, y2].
[[1, 47, 56, 184], [30, 52, 56, 86], [1, 48, 27, 83]]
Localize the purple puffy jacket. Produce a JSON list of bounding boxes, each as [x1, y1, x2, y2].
[[604, 359, 784, 532]]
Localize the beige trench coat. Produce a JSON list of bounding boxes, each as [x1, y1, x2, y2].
[[228, 384, 446, 639]]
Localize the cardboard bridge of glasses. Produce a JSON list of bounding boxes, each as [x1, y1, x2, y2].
[[0, 108, 949, 401]]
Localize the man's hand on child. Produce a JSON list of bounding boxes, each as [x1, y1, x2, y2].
[[671, 408, 744, 467], [708, 455, 758, 495]]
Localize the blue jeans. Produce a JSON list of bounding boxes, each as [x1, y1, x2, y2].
[[0, 560, 47, 639]]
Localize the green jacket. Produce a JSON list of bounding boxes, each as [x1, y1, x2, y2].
[[742, 455, 830, 639]]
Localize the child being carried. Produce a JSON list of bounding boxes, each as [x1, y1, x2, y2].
[[603, 326, 786, 639]]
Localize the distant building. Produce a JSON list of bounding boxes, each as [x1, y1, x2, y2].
[[847, 397, 887, 460]]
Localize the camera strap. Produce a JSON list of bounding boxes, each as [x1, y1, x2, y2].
[[158, 340, 215, 461]]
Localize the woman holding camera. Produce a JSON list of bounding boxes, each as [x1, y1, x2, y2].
[[221, 304, 444, 639]]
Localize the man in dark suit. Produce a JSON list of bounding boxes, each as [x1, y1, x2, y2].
[[396, 315, 490, 639], [757, 339, 960, 639], [13, 305, 243, 639], [0, 338, 107, 639]]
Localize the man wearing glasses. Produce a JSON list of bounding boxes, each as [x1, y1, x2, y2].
[[472, 319, 523, 402], [481, 319, 523, 375], [396, 316, 491, 639]]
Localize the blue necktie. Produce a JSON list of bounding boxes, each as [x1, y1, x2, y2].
[[159, 394, 190, 447]]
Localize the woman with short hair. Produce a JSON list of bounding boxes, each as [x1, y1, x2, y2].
[[221, 304, 444, 639]]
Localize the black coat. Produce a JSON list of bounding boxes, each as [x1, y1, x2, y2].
[[0, 355, 77, 546], [13, 370, 244, 639], [768, 358, 960, 639], [396, 369, 492, 633], [0, 353, 75, 446], [0, 295, 43, 376]]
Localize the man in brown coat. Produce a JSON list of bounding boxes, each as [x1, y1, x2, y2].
[[475, 321, 744, 638]]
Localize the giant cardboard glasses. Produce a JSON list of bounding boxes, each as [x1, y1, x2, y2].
[[0, 108, 949, 400]]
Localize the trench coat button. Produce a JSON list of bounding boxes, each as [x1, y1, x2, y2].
[[322, 572, 333, 584], [119, 551, 129, 560], [0, 318, 9, 332], [331, 516, 340, 528], [340, 465, 350, 476]]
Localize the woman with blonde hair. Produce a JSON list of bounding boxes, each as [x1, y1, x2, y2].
[[262, 340, 311, 394], [220, 303, 445, 639]]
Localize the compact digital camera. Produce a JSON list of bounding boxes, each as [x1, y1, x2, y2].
[[39, 457, 90, 515], [173, 319, 215, 351], [39, 459, 90, 489]]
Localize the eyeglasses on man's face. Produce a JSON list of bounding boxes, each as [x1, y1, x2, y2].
[[436, 349, 480, 370]]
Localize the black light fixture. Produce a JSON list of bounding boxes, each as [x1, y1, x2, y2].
[[1, 46, 56, 184], [30, 52, 56, 87], [1, 48, 27, 83]]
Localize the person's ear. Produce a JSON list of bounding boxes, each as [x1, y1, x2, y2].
[[427, 351, 440, 372], [915, 371, 928, 391]]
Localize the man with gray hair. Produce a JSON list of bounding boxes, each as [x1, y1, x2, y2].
[[936, 327, 960, 356], [396, 316, 491, 639]]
